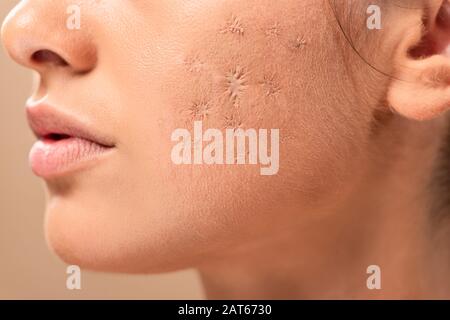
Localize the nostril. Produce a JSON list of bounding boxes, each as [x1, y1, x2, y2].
[[31, 49, 69, 67]]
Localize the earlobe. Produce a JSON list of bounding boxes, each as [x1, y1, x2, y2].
[[387, 0, 450, 121], [388, 56, 450, 120]]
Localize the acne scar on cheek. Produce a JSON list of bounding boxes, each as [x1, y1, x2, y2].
[[189, 100, 212, 121], [225, 65, 248, 106], [289, 35, 308, 51], [224, 111, 243, 131], [259, 73, 281, 97], [184, 55, 206, 73], [176, 15, 311, 128], [220, 15, 245, 36], [265, 23, 281, 38]]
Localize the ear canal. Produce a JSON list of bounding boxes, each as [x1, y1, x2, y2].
[[409, 1, 450, 59], [437, 1, 450, 29]]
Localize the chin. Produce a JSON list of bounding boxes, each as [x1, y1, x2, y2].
[[42, 197, 209, 275]]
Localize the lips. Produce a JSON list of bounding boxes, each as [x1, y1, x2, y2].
[[26, 103, 115, 178]]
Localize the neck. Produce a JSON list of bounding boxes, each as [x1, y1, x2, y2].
[[198, 116, 450, 299]]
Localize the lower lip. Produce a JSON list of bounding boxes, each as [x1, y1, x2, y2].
[[29, 137, 113, 178]]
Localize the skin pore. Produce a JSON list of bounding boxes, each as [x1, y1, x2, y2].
[[1, 0, 450, 299]]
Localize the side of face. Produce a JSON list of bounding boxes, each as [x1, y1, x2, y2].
[[3, 0, 447, 273]]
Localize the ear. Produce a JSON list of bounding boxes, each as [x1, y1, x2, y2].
[[388, 0, 450, 121]]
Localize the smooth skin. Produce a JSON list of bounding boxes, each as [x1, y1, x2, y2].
[[2, 0, 450, 299]]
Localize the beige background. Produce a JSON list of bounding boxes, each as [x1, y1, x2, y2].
[[0, 0, 203, 299]]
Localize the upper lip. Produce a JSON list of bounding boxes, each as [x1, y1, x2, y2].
[[26, 101, 115, 148]]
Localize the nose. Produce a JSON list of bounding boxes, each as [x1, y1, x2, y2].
[[1, 1, 97, 75]]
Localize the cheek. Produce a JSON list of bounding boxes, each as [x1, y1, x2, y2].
[[56, 0, 373, 271], [157, 10, 313, 132], [124, 1, 372, 203], [42, 2, 377, 274], [153, 9, 365, 171]]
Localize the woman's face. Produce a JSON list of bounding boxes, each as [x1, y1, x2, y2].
[[2, 0, 391, 272]]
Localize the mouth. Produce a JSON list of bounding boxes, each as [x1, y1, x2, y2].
[[26, 102, 116, 179]]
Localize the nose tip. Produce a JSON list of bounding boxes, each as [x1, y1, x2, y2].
[[1, 2, 97, 75]]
